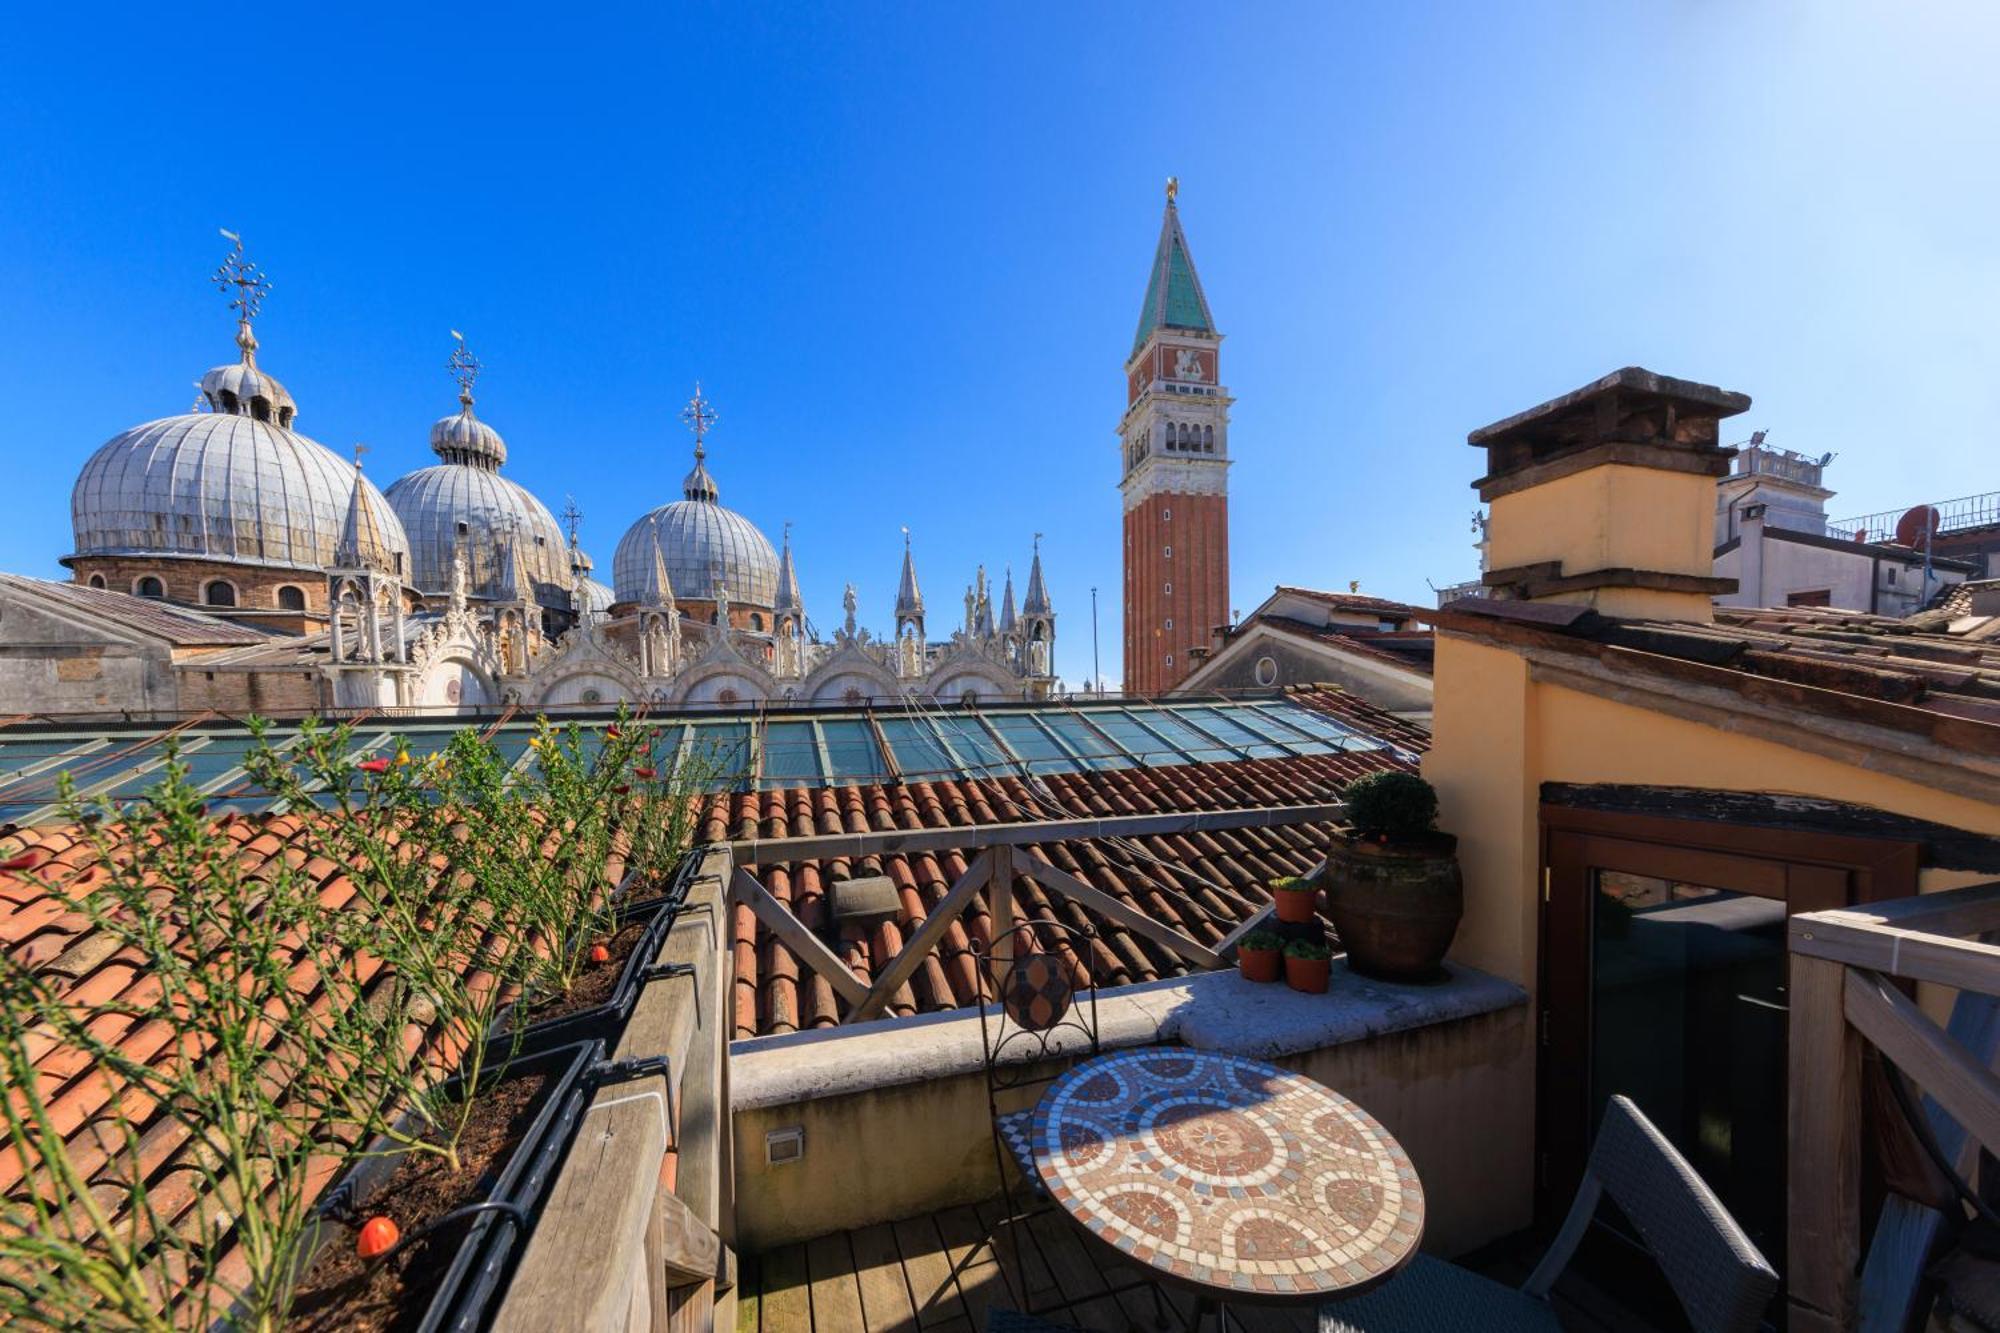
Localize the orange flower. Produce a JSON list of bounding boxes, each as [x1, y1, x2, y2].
[[357, 1216, 399, 1259]]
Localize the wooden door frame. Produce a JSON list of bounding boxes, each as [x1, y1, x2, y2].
[[1535, 802, 1920, 1223]]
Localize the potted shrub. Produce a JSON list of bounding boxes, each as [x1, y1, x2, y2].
[[1325, 770, 1463, 982], [1283, 939, 1333, 994], [1237, 929, 1284, 983], [1270, 874, 1319, 924]]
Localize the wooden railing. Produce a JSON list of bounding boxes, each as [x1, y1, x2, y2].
[[727, 803, 1342, 1027], [1789, 880, 2000, 1333]]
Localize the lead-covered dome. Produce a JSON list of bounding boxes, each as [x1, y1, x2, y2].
[[70, 330, 409, 573], [612, 454, 778, 607]]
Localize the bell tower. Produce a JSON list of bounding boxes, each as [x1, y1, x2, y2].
[[1119, 178, 1231, 695]]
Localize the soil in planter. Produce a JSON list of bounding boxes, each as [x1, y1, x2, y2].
[[513, 917, 652, 1029], [288, 1072, 550, 1333]]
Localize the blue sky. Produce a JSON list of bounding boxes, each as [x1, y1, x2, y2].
[[2, 4, 1994, 688]]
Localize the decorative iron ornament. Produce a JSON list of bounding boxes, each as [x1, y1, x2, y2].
[[681, 381, 718, 459], [213, 229, 271, 322], [561, 495, 583, 548], [447, 329, 482, 405]]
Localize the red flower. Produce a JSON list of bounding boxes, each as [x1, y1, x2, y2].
[[0, 852, 40, 872], [356, 1216, 400, 1259], [605, 725, 622, 739], [613, 784, 630, 795], [633, 767, 656, 780], [357, 758, 391, 774], [589, 943, 612, 965]]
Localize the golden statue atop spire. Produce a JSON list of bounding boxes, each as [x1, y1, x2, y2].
[[212, 229, 271, 365], [681, 381, 718, 462], [1165, 176, 1178, 204], [447, 329, 482, 408]]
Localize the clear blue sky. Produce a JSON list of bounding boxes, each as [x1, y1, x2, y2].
[[2, 4, 1994, 688]]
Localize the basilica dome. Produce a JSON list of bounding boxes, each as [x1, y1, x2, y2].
[[612, 455, 779, 608], [385, 388, 568, 602], [69, 329, 409, 574]]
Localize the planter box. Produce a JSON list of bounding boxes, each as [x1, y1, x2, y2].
[[289, 1037, 603, 1333], [502, 848, 707, 1058]]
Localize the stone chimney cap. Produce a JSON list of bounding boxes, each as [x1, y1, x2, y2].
[[1468, 366, 1751, 504], [1469, 367, 1750, 448]]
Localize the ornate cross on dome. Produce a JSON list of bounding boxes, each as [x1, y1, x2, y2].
[[447, 330, 482, 407], [681, 382, 718, 461], [561, 495, 583, 548], [213, 229, 271, 321]]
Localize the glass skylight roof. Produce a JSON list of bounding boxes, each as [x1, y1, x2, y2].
[[0, 696, 1388, 824]]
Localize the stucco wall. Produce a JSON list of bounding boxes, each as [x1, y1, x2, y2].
[[1488, 465, 1716, 584], [730, 968, 1532, 1257], [1425, 632, 2000, 992], [1182, 632, 1432, 714]]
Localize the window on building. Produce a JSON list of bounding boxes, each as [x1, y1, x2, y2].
[[204, 581, 237, 607], [277, 585, 306, 611], [750, 612, 765, 631], [1786, 588, 1833, 608], [1164, 545, 1172, 559], [135, 576, 164, 599], [1165, 654, 1174, 667], [1165, 618, 1174, 630], [87, 574, 106, 590], [1164, 582, 1172, 595], [1255, 655, 1279, 686], [1163, 507, 1172, 521], [1884, 568, 1899, 586]]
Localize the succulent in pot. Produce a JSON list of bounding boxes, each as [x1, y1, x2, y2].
[[1325, 771, 1462, 982], [1237, 929, 1284, 983], [1283, 938, 1333, 994], [1270, 874, 1319, 924]]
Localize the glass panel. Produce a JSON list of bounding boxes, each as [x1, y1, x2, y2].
[[1177, 706, 1287, 759], [1038, 713, 1131, 770], [1085, 710, 1191, 766], [1591, 871, 1787, 1265], [983, 713, 1069, 773], [879, 717, 957, 780], [0, 738, 102, 778], [1259, 702, 1387, 752], [688, 723, 753, 783], [1227, 706, 1335, 755], [760, 721, 822, 787], [820, 720, 888, 783], [933, 715, 1013, 777], [1121, 707, 1235, 763]]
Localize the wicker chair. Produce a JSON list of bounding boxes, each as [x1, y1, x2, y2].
[[1319, 1095, 1779, 1333]]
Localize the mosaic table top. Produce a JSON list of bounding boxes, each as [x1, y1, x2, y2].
[[1028, 1048, 1424, 1301]]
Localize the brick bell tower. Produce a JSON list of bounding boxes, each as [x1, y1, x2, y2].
[[1120, 178, 1231, 695]]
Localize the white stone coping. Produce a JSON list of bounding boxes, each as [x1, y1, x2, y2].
[[729, 962, 1527, 1113]]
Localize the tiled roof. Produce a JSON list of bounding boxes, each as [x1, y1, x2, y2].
[[0, 573, 269, 648], [1437, 599, 2000, 744], [727, 687, 1424, 1039], [1254, 615, 1436, 676], [1270, 587, 1422, 621]]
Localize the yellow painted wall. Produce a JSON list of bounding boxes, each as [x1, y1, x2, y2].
[[1425, 632, 2000, 992], [732, 1004, 1533, 1258], [1489, 465, 1716, 575]]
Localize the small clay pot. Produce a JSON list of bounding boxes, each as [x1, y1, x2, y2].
[[1285, 953, 1331, 995], [1238, 946, 1282, 984], [1272, 884, 1318, 925]]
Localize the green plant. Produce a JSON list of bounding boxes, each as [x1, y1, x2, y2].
[[1284, 938, 1333, 961], [0, 750, 335, 1330], [1341, 770, 1439, 841], [1271, 876, 1314, 894], [1239, 929, 1284, 952]]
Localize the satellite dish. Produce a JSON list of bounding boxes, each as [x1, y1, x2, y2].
[[1894, 505, 1942, 547]]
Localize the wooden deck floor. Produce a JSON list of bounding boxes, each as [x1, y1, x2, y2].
[[737, 1199, 1668, 1333]]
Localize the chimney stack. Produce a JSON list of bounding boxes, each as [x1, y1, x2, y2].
[[1469, 367, 1748, 623]]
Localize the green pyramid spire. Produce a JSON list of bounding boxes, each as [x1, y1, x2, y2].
[[1132, 178, 1216, 356]]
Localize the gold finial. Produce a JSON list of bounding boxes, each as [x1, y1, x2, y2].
[[681, 381, 718, 461], [447, 329, 482, 408], [1165, 176, 1178, 204], [213, 229, 271, 366], [352, 443, 370, 469]]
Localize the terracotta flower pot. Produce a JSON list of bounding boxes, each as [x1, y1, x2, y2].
[[1325, 832, 1463, 982], [1238, 946, 1282, 984], [1284, 953, 1331, 994], [1272, 884, 1318, 925]]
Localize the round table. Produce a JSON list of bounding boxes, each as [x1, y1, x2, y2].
[[1027, 1048, 1424, 1314]]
